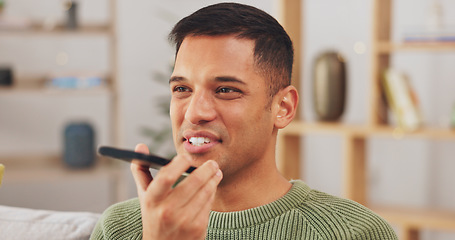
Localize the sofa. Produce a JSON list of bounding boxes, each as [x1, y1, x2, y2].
[[0, 205, 100, 240]]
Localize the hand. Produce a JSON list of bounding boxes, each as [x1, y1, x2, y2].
[[131, 144, 223, 240]]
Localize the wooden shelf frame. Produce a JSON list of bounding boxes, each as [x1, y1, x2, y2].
[[0, 1, 126, 206], [0, 1, 120, 146], [370, 1, 455, 237], [281, 121, 455, 140], [0, 23, 112, 37], [278, 0, 455, 239], [376, 42, 455, 53], [277, 0, 303, 181]]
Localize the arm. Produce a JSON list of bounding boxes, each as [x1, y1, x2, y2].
[[131, 144, 223, 240]]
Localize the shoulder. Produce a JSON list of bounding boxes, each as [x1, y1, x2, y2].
[[292, 180, 397, 240], [90, 198, 142, 240]]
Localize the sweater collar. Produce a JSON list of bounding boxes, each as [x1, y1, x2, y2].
[[208, 180, 310, 230]]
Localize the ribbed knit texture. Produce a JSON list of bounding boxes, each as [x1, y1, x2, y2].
[[90, 180, 397, 239]]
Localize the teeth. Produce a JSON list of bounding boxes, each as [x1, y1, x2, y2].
[[189, 137, 211, 146]]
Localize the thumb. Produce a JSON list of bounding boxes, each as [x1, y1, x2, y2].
[[130, 143, 153, 194]]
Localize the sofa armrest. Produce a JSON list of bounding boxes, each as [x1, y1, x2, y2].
[[0, 205, 100, 240]]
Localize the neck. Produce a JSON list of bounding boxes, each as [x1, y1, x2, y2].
[[212, 157, 291, 212]]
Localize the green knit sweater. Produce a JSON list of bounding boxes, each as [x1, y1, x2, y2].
[[90, 180, 397, 239]]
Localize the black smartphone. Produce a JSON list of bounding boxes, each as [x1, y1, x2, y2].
[[98, 146, 196, 175]]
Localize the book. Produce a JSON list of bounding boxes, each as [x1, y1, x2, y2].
[[382, 69, 422, 132], [404, 32, 455, 43], [45, 72, 106, 89], [0, 164, 4, 187], [451, 104, 455, 129], [402, 26, 455, 43]]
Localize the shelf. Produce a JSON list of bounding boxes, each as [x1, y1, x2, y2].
[[0, 153, 124, 182], [0, 153, 130, 203], [376, 41, 455, 53], [0, 24, 112, 37], [0, 75, 113, 96], [369, 126, 455, 140], [280, 121, 366, 136], [281, 121, 455, 140], [0, 85, 112, 96], [372, 205, 455, 231]]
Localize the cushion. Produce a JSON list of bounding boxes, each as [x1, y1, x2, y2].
[[0, 205, 100, 240]]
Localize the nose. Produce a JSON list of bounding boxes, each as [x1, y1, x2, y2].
[[184, 90, 217, 125]]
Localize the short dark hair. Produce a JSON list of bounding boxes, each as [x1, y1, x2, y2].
[[168, 2, 294, 97]]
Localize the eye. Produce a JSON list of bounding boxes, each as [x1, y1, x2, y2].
[[173, 86, 190, 92], [216, 86, 243, 100], [217, 87, 236, 93], [171, 85, 192, 98]]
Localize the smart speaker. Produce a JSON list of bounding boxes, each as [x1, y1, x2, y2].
[[64, 122, 95, 168], [0, 67, 13, 86]]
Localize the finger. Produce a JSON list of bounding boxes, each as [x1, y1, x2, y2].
[[170, 160, 221, 208], [194, 184, 217, 227], [147, 154, 194, 201], [180, 168, 221, 223], [130, 143, 153, 193]]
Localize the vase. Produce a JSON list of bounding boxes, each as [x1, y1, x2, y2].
[[312, 51, 347, 121]]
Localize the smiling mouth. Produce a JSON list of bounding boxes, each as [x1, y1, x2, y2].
[[188, 137, 212, 146]]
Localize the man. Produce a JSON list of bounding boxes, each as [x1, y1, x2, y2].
[[91, 3, 397, 240]]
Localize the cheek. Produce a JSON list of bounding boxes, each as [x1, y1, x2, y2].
[[169, 102, 184, 137], [225, 105, 273, 139], [169, 105, 176, 125], [170, 99, 184, 121]]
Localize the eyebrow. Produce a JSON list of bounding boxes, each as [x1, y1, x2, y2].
[[214, 76, 247, 85], [169, 76, 247, 85], [169, 76, 184, 84]]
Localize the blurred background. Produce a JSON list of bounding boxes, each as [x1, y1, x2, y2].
[[0, 0, 454, 239]]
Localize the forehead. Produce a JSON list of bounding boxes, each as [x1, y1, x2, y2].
[[177, 35, 255, 61], [172, 35, 261, 83]]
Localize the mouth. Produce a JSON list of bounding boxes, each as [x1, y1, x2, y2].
[[182, 131, 221, 154], [187, 137, 212, 146]]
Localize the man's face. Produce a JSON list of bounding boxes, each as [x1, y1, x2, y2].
[[169, 35, 277, 177]]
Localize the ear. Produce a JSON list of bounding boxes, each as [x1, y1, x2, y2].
[[273, 85, 299, 129]]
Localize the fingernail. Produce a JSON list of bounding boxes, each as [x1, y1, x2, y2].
[[134, 144, 142, 151], [216, 169, 223, 178]]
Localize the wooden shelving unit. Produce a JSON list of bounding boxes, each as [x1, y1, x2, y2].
[[0, 3, 119, 141], [0, 1, 119, 143], [278, 0, 455, 239], [0, 2, 127, 211]]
